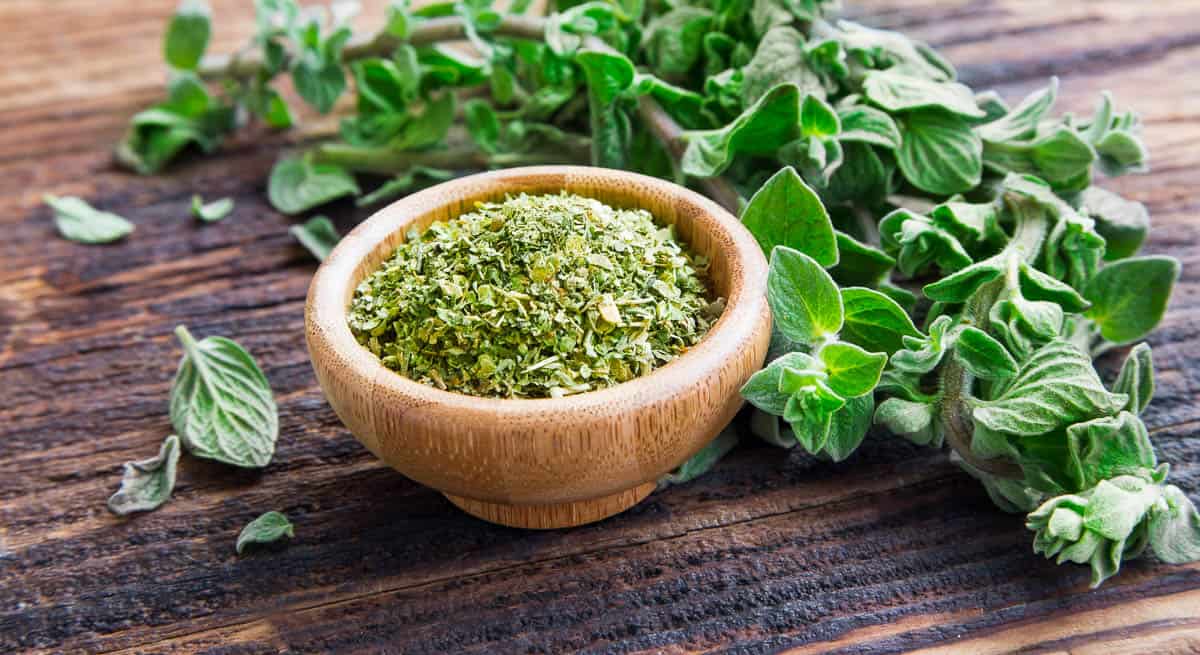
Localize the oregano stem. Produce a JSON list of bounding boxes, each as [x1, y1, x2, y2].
[[309, 143, 591, 174]]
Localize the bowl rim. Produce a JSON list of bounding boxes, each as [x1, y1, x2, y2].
[[306, 165, 769, 415]]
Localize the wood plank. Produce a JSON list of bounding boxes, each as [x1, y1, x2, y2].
[[2, 0, 1199, 653]]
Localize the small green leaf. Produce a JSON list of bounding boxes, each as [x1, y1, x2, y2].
[[890, 314, 953, 375], [977, 78, 1057, 143], [862, 71, 985, 118], [800, 94, 839, 138], [642, 7, 711, 76], [107, 435, 182, 516], [741, 352, 816, 416], [954, 326, 1017, 380], [1018, 263, 1089, 313], [1084, 256, 1180, 344], [973, 340, 1129, 437], [1113, 343, 1154, 415], [659, 427, 739, 486], [897, 109, 983, 195], [819, 341, 886, 398], [268, 157, 360, 215], [785, 380, 844, 454], [1066, 412, 1156, 490], [875, 397, 940, 446], [1084, 477, 1160, 541], [741, 26, 824, 105], [823, 394, 874, 462], [767, 246, 844, 345], [1078, 187, 1148, 261], [1149, 485, 1200, 564], [829, 232, 895, 288], [44, 194, 135, 244], [576, 49, 637, 169], [236, 511, 295, 554], [840, 287, 919, 356], [170, 325, 278, 468], [922, 259, 1003, 303], [463, 99, 501, 153], [164, 0, 212, 71], [191, 195, 234, 222], [879, 208, 973, 277], [739, 166, 837, 265], [837, 104, 901, 149], [290, 215, 341, 262]]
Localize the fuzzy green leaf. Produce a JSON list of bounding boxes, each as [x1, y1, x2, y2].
[[954, 326, 1017, 380], [170, 325, 278, 468], [191, 195, 234, 222], [1084, 256, 1179, 344], [1113, 343, 1154, 415], [107, 435, 182, 516], [862, 71, 985, 118], [290, 215, 341, 262], [681, 83, 801, 177], [837, 104, 901, 149], [767, 246, 843, 345], [897, 109, 983, 195], [1066, 412, 1156, 490], [740, 166, 837, 265], [742, 26, 824, 105], [1078, 187, 1149, 261], [823, 394, 874, 462], [236, 511, 294, 554], [164, 0, 212, 71], [840, 287, 919, 356], [819, 341, 886, 398], [268, 157, 360, 215], [659, 427, 739, 486], [1149, 485, 1200, 564], [44, 195, 135, 244]]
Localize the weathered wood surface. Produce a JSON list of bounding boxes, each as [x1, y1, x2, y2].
[[1, 0, 1199, 653]]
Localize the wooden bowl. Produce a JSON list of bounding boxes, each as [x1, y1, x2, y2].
[[305, 166, 770, 529]]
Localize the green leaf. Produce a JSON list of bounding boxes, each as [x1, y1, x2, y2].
[[1084, 256, 1180, 344], [819, 341, 886, 398], [463, 98, 501, 153], [977, 78, 1057, 143], [290, 215, 340, 262], [1149, 485, 1200, 564], [922, 259, 1003, 303], [739, 166, 837, 265], [954, 326, 1017, 380], [829, 231, 895, 288], [164, 0, 212, 71], [1042, 205, 1106, 290], [784, 379, 844, 453], [822, 143, 893, 207], [800, 94, 839, 138], [236, 511, 295, 554], [576, 49, 637, 168], [1066, 412, 1156, 490], [170, 325, 278, 468], [837, 104, 901, 149], [44, 194, 135, 244], [741, 351, 816, 416], [896, 109, 983, 195], [292, 26, 351, 114], [1026, 488, 1140, 587], [767, 246, 843, 345], [1078, 187, 1148, 261], [862, 71, 985, 118], [681, 83, 802, 177], [833, 19, 955, 81], [1113, 343, 1154, 415], [890, 314, 953, 375], [1084, 476, 1161, 541], [875, 397, 940, 446], [107, 435, 182, 515], [1018, 262, 1090, 313], [641, 7, 711, 76], [191, 195, 234, 222], [973, 340, 1129, 437], [879, 208, 973, 277], [982, 126, 1096, 191], [659, 426, 739, 486], [823, 394, 874, 462], [840, 287, 919, 356], [268, 157, 360, 215], [741, 26, 824, 105]]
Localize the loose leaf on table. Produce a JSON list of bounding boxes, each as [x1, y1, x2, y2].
[[896, 109, 982, 195], [191, 195, 234, 222], [1084, 256, 1179, 345], [739, 166, 837, 265], [658, 426, 739, 486], [164, 0, 212, 71], [972, 340, 1129, 437], [1113, 343, 1154, 415], [107, 435, 182, 516], [290, 215, 341, 261], [44, 195, 135, 244], [170, 325, 278, 468], [268, 157, 360, 215], [236, 511, 295, 554], [767, 246, 843, 346], [839, 287, 919, 356]]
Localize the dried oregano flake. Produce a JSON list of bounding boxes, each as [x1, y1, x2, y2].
[[348, 192, 722, 398]]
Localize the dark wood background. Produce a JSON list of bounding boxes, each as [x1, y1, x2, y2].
[[2, 1, 1199, 653]]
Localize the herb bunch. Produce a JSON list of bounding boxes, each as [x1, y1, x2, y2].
[[120, 0, 1198, 584]]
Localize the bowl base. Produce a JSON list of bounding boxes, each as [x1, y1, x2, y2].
[[444, 482, 656, 529]]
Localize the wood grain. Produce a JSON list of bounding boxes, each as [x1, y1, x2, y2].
[[306, 167, 771, 528], [1, 0, 1199, 653]]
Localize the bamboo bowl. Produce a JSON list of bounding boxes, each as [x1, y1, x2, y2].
[[306, 166, 771, 529]]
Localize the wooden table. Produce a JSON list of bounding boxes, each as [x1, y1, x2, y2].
[[3, 1, 1199, 652]]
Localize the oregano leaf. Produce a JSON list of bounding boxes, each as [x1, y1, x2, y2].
[[164, 0, 212, 71], [954, 326, 1017, 380], [740, 166, 837, 265], [819, 341, 886, 398], [191, 195, 234, 222], [897, 109, 983, 195], [236, 511, 295, 554], [170, 325, 278, 468], [840, 287, 919, 356], [1084, 256, 1180, 344], [44, 195, 135, 244], [268, 157, 360, 215], [1113, 343, 1154, 415], [107, 435, 182, 516], [767, 246, 843, 345], [290, 215, 341, 262]]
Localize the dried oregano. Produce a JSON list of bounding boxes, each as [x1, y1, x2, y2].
[[348, 193, 721, 398]]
